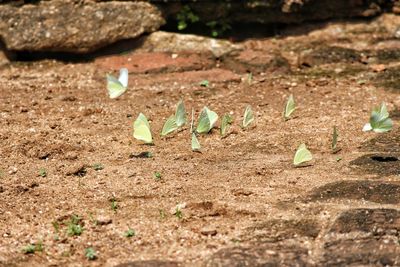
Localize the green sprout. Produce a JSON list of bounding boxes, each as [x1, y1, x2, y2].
[[124, 229, 135, 238], [110, 198, 118, 212], [174, 206, 183, 220], [22, 241, 43, 254], [67, 215, 83, 236], [85, 247, 97, 260], [92, 163, 104, 171], [199, 80, 209, 87], [153, 172, 162, 181], [39, 168, 47, 177], [176, 5, 199, 31], [159, 209, 166, 220], [22, 244, 36, 254], [206, 20, 232, 37]]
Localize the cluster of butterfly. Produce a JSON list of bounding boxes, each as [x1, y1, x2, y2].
[[107, 68, 394, 167], [132, 100, 254, 152]]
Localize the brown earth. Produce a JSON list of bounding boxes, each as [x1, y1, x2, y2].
[[1, 15, 400, 267]]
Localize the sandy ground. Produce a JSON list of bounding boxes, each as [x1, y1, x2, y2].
[[0, 17, 400, 267]]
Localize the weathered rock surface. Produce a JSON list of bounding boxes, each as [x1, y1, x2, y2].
[[0, 0, 164, 53], [138, 31, 240, 58]]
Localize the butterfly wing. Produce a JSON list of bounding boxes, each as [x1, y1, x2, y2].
[[161, 115, 178, 136], [371, 117, 393, 133], [220, 114, 233, 136], [242, 105, 254, 128], [196, 108, 211, 134], [191, 133, 201, 151], [107, 74, 127, 99], [205, 107, 218, 128], [284, 94, 295, 119], [133, 113, 153, 144], [175, 100, 187, 127], [293, 143, 312, 166], [118, 68, 129, 88]]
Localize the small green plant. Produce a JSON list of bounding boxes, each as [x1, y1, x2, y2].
[[22, 244, 36, 254], [52, 221, 60, 233], [153, 172, 162, 181], [124, 229, 135, 238], [110, 198, 118, 212], [39, 168, 47, 177], [92, 163, 104, 171], [176, 5, 199, 31], [22, 241, 43, 254], [159, 209, 166, 220], [174, 206, 183, 220], [199, 80, 209, 87], [85, 247, 97, 260], [206, 20, 232, 37], [67, 215, 83, 236]]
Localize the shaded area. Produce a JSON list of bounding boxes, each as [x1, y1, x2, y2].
[[350, 153, 400, 176], [305, 180, 400, 204]]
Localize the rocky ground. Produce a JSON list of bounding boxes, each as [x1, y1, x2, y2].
[[0, 10, 400, 267]]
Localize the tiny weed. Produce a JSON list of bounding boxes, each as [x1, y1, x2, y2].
[[22, 244, 36, 254], [22, 241, 43, 254], [175, 207, 183, 220], [52, 221, 60, 233], [67, 215, 83, 236], [159, 209, 166, 220], [336, 157, 342, 162], [124, 229, 135, 238], [199, 80, 209, 87], [110, 198, 118, 212], [85, 247, 97, 260], [39, 168, 47, 177], [92, 163, 104, 171], [176, 5, 199, 31], [153, 172, 162, 181]]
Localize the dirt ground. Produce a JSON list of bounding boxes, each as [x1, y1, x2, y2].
[[1, 16, 400, 267]]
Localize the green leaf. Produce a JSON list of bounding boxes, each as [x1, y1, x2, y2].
[[242, 105, 254, 128], [161, 115, 178, 136], [133, 113, 153, 144], [191, 133, 201, 151], [284, 94, 295, 120], [175, 99, 187, 127], [293, 143, 312, 166], [220, 114, 233, 136]]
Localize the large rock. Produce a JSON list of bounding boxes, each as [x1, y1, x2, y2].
[[138, 31, 240, 58], [0, 0, 164, 53]]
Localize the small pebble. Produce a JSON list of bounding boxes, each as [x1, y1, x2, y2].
[[200, 226, 217, 236]]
